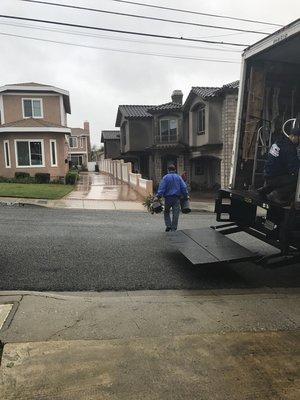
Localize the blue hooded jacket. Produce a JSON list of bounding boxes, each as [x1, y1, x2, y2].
[[264, 136, 300, 178], [157, 172, 188, 199]]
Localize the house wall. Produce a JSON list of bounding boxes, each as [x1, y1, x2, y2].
[[126, 119, 152, 152], [2, 94, 65, 125], [0, 132, 69, 179], [104, 139, 121, 159]]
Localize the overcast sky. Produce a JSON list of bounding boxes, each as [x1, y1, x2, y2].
[[0, 0, 299, 146]]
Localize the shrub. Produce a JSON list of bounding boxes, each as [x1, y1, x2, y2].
[[65, 171, 78, 185], [35, 173, 51, 184], [15, 172, 30, 181]]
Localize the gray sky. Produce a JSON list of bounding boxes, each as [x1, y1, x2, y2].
[[0, 0, 299, 146]]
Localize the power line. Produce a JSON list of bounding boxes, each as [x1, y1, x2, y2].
[[107, 0, 283, 28], [0, 21, 242, 53], [19, 0, 272, 35], [0, 15, 249, 47], [0, 31, 241, 63]]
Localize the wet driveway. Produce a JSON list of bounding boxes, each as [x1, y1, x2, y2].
[[67, 172, 144, 202]]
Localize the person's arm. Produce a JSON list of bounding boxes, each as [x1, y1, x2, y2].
[[284, 145, 300, 175], [179, 176, 188, 198], [157, 176, 167, 198]]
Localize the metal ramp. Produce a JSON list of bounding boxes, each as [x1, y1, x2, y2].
[[169, 228, 256, 265]]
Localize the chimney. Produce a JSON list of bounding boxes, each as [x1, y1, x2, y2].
[[83, 121, 90, 134], [171, 90, 183, 105]]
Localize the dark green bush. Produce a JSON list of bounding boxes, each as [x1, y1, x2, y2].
[[15, 172, 30, 181], [35, 173, 50, 184], [65, 171, 78, 185]]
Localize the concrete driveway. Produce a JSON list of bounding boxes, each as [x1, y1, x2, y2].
[[60, 172, 145, 210]]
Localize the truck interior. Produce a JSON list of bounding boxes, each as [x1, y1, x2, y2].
[[172, 28, 300, 268]]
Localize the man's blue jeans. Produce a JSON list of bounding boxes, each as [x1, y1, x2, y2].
[[164, 197, 180, 231]]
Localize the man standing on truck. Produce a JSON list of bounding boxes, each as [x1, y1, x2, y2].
[[156, 164, 188, 232], [258, 127, 300, 205]]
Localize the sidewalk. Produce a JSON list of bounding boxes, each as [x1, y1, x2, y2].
[[0, 289, 299, 399], [0, 173, 215, 212]]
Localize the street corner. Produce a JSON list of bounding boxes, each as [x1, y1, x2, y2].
[[0, 304, 14, 332]]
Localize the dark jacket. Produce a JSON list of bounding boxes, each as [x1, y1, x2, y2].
[[157, 172, 188, 198], [264, 136, 300, 178]]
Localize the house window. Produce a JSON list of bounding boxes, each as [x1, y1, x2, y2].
[[71, 154, 83, 166], [50, 140, 57, 167], [197, 105, 205, 135], [15, 140, 44, 167], [22, 99, 43, 118], [159, 119, 178, 141], [4, 140, 11, 168], [69, 137, 78, 148]]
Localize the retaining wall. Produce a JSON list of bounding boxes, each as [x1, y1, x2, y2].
[[98, 159, 153, 197]]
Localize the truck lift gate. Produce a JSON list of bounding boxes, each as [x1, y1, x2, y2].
[[169, 227, 256, 265]]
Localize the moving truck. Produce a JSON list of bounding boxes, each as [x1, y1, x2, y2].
[[172, 19, 300, 267]]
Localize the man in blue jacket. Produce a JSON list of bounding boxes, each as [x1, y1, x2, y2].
[[156, 164, 188, 232], [258, 128, 300, 205]]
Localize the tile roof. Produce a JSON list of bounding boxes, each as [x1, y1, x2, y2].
[[191, 87, 220, 98], [147, 102, 182, 113], [118, 105, 154, 119], [221, 80, 239, 90], [0, 118, 68, 129], [191, 81, 239, 99], [101, 130, 120, 141]]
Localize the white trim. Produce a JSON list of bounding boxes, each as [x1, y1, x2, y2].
[[3, 93, 59, 97], [243, 19, 300, 60], [0, 127, 71, 133], [0, 95, 4, 124], [68, 151, 88, 154], [3, 140, 11, 168], [59, 95, 65, 126], [69, 136, 78, 148], [22, 98, 44, 119], [0, 85, 70, 97], [50, 139, 58, 167], [229, 60, 247, 188], [14, 139, 45, 168]]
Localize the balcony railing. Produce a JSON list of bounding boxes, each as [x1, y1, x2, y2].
[[155, 134, 179, 144]]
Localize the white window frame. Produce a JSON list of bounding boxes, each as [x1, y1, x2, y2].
[[197, 105, 206, 135], [69, 136, 78, 148], [3, 140, 11, 168], [14, 139, 45, 168], [22, 98, 44, 119], [159, 119, 178, 138], [50, 139, 58, 167]]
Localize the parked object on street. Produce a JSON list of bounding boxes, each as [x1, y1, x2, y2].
[[172, 18, 300, 267], [157, 164, 188, 232]]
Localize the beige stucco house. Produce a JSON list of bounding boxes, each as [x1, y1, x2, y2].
[[69, 121, 91, 168], [0, 82, 71, 179]]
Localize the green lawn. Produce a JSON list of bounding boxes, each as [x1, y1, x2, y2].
[[0, 183, 74, 200]]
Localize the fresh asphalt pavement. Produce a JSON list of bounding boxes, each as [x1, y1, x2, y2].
[[0, 205, 299, 291]]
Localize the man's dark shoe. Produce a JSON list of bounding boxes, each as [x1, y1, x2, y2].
[[165, 227, 171, 232]]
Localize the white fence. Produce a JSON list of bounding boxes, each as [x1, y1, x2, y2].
[[98, 158, 153, 197]]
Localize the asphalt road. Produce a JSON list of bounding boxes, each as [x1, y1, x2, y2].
[[0, 206, 299, 291]]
